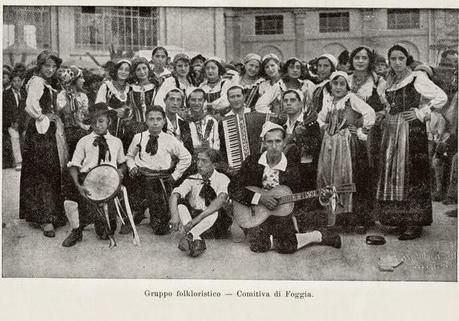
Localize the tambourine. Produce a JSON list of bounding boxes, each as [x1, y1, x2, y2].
[[83, 164, 121, 203]]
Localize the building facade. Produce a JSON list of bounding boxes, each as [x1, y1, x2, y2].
[[3, 6, 458, 69], [224, 8, 458, 65]]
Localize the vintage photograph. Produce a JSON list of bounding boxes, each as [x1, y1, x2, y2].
[[2, 6, 458, 281]]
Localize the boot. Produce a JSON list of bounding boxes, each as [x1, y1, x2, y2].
[[62, 228, 83, 247]]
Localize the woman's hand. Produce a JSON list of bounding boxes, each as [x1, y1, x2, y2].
[[402, 108, 418, 122], [348, 125, 358, 135]]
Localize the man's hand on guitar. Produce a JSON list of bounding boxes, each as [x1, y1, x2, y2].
[[259, 194, 279, 210], [319, 186, 334, 203]]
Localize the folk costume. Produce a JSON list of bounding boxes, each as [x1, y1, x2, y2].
[[376, 70, 447, 228], [126, 130, 192, 234], [317, 71, 376, 227], [20, 70, 69, 228]]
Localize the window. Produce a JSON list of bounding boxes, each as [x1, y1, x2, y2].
[[319, 12, 350, 33], [74, 6, 159, 51], [255, 15, 284, 35], [387, 9, 420, 29], [3, 6, 51, 49]]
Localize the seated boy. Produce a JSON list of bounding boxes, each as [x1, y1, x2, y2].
[[62, 103, 127, 247], [125, 105, 192, 235], [169, 147, 232, 257]]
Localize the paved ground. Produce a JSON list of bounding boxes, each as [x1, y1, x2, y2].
[[2, 168, 457, 280]]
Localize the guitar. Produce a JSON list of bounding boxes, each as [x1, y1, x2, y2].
[[232, 184, 356, 229]]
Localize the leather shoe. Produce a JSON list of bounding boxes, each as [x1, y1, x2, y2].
[[445, 209, 457, 218], [398, 226, 423, 240], [42, 224, 55, 238], [354, 225, 368, 235], [190, 239, 207, 257], [62, 228, 83, 247], [319, 229, 341, 248], [178, 233, 193, 253]]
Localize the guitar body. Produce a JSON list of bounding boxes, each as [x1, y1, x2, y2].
[[233, 185, 295, 229]]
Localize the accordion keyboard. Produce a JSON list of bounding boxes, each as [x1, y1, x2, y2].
[[222, 115, 244, 169]]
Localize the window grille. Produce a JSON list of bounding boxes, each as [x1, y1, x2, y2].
[[255, 15, 284, 35], [387, 9, 420, 29], [319, 12, 350, 33], [74, 6, 159, 51]]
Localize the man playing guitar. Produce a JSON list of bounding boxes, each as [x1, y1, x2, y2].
[[228, 121, 341, 254]]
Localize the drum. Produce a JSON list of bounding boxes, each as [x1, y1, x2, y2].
[[83, 164, 121, 203]]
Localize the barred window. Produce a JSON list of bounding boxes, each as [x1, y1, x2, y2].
[[3, 6, 51, 50], [387, 9, 420, 29], [74, 6, 159, 51], [319, 12, 350, 33], [255, 15, 284, 35]]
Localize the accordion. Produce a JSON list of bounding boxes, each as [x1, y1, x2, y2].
[[221, 112, 285, 169]]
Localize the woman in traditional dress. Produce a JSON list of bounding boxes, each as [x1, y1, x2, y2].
[[95, 59, 131, 138], [199, 57, 231, 117], [150, 46, 172, 85], [189, 54, 206, 87], [19, 50, 69, 237], [317, 71, 375, 230], [376, 45, 447, 240], [254, 54, 282, 113], [56, 65, 90, 156], [154, 53, 193, 114], [256, 57, 316, 115], [347, 46, 387, 233], [231, 53, 264, 111], [310, 54, 338, 114]]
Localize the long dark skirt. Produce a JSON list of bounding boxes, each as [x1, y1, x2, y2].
[[19, 121, 66, 226], [376, 114, 432, 226]]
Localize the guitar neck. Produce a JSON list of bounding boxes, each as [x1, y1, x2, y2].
[[278, 190, 320, 204]]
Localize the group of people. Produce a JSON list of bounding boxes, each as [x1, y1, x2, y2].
[[2, 44, 457, 258]]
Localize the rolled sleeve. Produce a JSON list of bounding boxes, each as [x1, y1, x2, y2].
[[171, 141, 192, 181], [172, 179, 192, 199], [67, 139, 85, 168]]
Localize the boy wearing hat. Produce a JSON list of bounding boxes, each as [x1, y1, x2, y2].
[[228, 121, 341, 254], [62, 103, 127, 247]]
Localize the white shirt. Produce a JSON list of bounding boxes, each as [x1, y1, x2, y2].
[[318, 92, 376, 140], [173, 170, 230, 211], [285, 112, 304, 135], [189, 115, 220, 150], [382, 71, 448, 122], [68, 131, 126, 173], [166, 113, 183, 139], [252, 151, 288, 204], [126, 131, 191, 181], [225, 107, 251, 116], [25, 75, 57, 120], [153, 77, 190, 110]]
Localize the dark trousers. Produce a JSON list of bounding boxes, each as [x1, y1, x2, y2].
[[247, 215, 298, 254], [125, 174, 172, 234]]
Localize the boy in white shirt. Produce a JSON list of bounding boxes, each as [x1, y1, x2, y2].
[[125, 105, 192, 235], [62, 102, 127, 247]]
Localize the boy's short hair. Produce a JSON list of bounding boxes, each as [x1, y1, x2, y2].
[[89, 102, 110, 120], [195, 147, 221, 164], [145, 105, 166, 119]]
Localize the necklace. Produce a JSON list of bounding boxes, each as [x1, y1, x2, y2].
[[112, 80, 127, 100]]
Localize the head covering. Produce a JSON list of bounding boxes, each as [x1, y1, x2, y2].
[[131, 57, 150, 71], [173, 53, 191, 65], [165, 87, 185, 98], [191, 54, 206, 65], [262, 53, 280, 64], [260, 121, 286, 138], [330, 71, 351, 85], [243, 53, 262, 65], [3, 64, 13, 76], [204, 57, 226, 76], [318, 54, 338, 69], [375, 55, 387, 64], [115, 59, 131, 66], [36, 50, 62, 68], [56, 65, 82, 87], [186, 86, 206, 98], [89, 102, 110, 120], [282, 89, 304, 103]]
